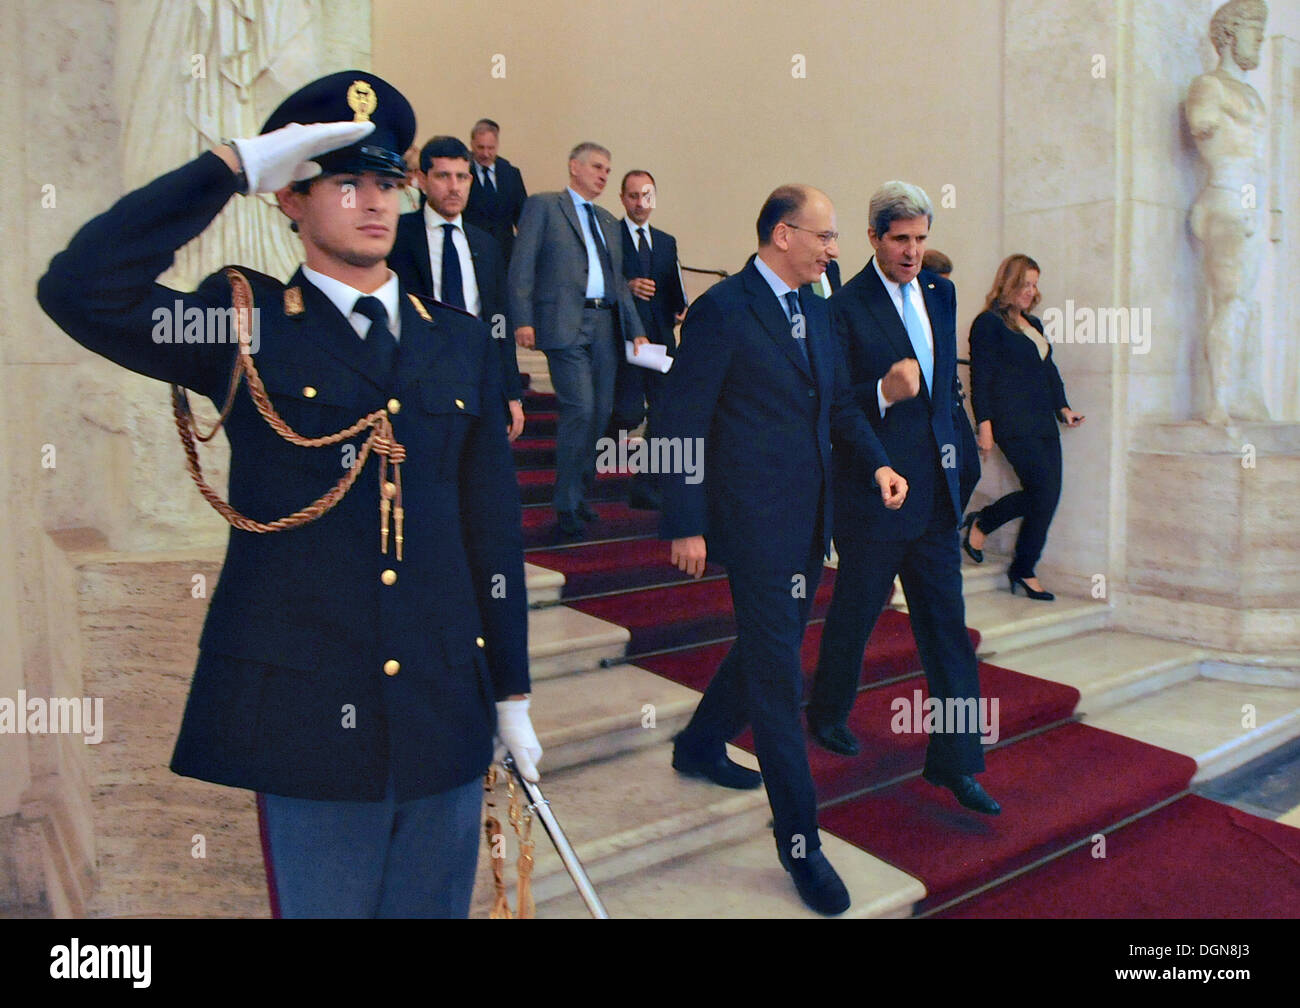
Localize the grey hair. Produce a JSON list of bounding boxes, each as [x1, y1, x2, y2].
[[569, 141, 611, 164], [868, 181, 933, 238]]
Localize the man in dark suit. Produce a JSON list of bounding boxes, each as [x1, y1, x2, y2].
[[389, 134, 525, 441], [508, 142, 647, 538], [464, 118, 528, 263], [806, 181, 1000, 817], [35, 72, 540, 917], [660, 185, 907, 915], [611, 169, 688, 509]]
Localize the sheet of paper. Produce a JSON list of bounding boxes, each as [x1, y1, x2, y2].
[[624, 341, 673, 373]]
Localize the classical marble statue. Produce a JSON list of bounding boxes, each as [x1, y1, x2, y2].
[[115, 0, 320, 288], [1185, 0, 1271, 424]]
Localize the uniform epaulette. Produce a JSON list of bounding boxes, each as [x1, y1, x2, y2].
[[409, 291, 478, 322]]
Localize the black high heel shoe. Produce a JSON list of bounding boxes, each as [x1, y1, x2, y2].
[[1009, 574, 1054, 601], [961, 513, 984, 563]]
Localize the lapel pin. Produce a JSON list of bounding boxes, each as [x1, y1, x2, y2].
[[284, 288, 304, 316]]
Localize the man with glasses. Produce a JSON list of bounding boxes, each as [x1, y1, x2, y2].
[[659, 184, 906, 915]]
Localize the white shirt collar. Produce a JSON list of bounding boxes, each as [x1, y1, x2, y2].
[[423, 204, 464, 231], [301, 264, 402, 341], [753, 251, 796, 301], [624, 217, 652, 245], [872, 256, 909, 300]]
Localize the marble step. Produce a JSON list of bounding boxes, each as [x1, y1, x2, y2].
[[523, 562, 565, 605], [1084, 672, 1300, 784], [470, 741, 771, 914], [991, 630, 1203, 715], [517, 350, 552, 394], [536, 831, 926, 919], [527, 604, 629, 679], [955, 589, 1111, 658], [530, 662, 700, 773]]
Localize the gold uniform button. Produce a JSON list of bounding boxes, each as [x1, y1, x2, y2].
[[455, 398, 465, 409], [387, 397, 401, 414], [381, 569, 397, 586], [383, 659, 400, 676], [303, 386, 318, 398], [475, 636, 486, 648]]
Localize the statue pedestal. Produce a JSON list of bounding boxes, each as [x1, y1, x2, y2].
[[1125, 421, 1300, 651]]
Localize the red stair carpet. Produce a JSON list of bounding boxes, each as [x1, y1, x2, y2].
[[936, 793, 1300, 918], [516, 370, 1300, 919]]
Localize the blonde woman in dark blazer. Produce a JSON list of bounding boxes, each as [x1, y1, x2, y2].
[[963, 255, 1085, 600]]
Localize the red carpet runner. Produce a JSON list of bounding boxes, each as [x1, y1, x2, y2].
[[517, 385, 1300, 918]]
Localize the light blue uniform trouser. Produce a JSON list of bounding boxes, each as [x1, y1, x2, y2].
[[257, 774, 482, 918]]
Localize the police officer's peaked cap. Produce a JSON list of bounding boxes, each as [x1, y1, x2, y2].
[[260, 70, 416, 178]]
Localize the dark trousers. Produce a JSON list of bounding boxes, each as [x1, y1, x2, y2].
[[257, 774, 482, 918], [543, 308, 617, 513], [975, 435, 1062, 580], [809, 494, 985, 778], [610, 353, 668, 494], [676, 537, 827, 860]]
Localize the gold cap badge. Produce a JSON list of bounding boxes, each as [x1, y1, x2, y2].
[[347, 80, 378, 122]]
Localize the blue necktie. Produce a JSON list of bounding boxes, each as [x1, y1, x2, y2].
[[783, 290, 809, 365], [353, 296, 396, 379], [481, 165, 496, 195], [636, 227, 653, 278], [440, 223, 466, 311], [582, 202, 617, 301], [900, 281, 932, 393]]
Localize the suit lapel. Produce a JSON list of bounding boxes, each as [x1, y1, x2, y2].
[[860, 261, 932, 407], [800, 284, 830, 391], [743, 262, 812, 381], [558, 192, 586, 246], [406, 215, 435, 297], [919, 275, 950, 407]]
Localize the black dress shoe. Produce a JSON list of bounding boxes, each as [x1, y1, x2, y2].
[[961, 513, 985, 563], [922, 770, 1002, 815], [574, 501, 599, 523], [556, 511, 585, 537], [808, 718, 860, 757], [777, 845, 851, 916], [672, 742, 762, 790], [1008, 574, 1054, 601]]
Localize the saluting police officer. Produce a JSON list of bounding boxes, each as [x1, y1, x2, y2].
[[36, 71, 541, 918]]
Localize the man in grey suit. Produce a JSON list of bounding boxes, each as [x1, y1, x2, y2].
[[509, 142, 646, 537]]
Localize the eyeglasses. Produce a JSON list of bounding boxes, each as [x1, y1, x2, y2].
[[783, 222, 839, 245]]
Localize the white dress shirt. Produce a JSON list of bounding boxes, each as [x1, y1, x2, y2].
[[302, 264, 402, 342], [625, 217, 652, 252], [873, 257, 934, 414], [422, 205, 482, 318], [567, 187, 608, 300]]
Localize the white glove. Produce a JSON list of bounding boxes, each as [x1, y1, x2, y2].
[[229, 120, 376, 194], [494, 698, 542, 782]]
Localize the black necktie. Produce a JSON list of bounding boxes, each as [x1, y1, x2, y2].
[[784, 290, 809, 364], [636, 227, 653, 278], [481, 165, 496, 195], [353, 295, 396, 379], [582, 202, 617, 302], [440, 223, 466, 310]]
